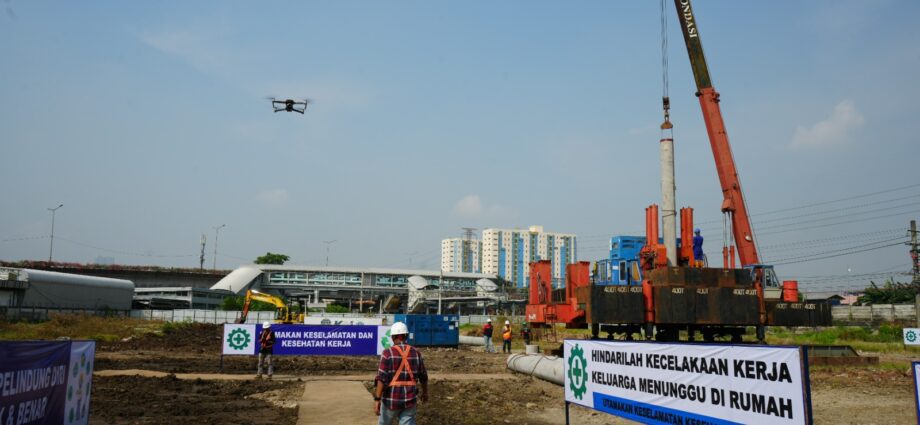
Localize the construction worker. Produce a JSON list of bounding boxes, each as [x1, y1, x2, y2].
[[693, 228, 705, 267], [521, 322, 532, 346], [257, 322, 275, 379], [482, 318, 496, 353], [502, 320, 513, 353], [374, 322, 429, 425]]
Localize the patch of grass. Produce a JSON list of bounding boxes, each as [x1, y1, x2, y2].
[[877, 361, 911, 373], [161, 319, 196, 334], [766, 325, 920, 355], [0, 315, 163, 341]]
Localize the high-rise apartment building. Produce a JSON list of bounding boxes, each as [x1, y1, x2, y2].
[[481, 225, 577, 288], [440, 238, 483, 273]]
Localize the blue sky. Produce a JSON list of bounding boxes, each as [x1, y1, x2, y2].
[[1, 1, 918, 292]]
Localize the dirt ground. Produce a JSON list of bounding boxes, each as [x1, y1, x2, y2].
[[89, 375, 300, 425], [89, 323, 917, 424]]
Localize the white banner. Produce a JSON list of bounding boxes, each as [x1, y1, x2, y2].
[[223, 324, 258, 355], [913, 361, 920, 421], [903, 328, 920, 345], [66, 341, 95, 425], [304, 316, 385, 326], [563, 340, 810, 425]]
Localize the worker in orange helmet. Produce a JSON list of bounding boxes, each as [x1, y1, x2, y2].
[[374, 322, 429, 425], [257, 322, 275, 379], [502, 320, 513, 353]]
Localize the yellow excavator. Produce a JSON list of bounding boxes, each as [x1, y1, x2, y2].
[[235, 289, 304, 324]]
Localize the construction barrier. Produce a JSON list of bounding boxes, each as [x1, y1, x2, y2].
[[563, 340, 811, 425], [222, 324, 390, 356], [0, 340, 96, 425]]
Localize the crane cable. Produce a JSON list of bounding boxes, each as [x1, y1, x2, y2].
[[660, 0, 672, 134]]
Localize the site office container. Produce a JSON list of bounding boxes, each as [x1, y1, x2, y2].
[[394, 314, 459, 346]]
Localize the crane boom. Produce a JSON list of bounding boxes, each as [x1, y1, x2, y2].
[[672, 0, 760, 267]]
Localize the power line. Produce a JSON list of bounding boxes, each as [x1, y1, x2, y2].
[[756, 210, 918, 236], [768, 236, 907, 264], [1, 235, 49, 243], [695, 183, 920, 225], [750, 194, 920, 226], [55, 236, 197, 258], [752, 202, 920, 232], [761, 232, 907, 257], [772, 241, 905, 266], [758, 228, 903, 250]]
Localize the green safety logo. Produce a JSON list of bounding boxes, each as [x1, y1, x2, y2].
[[906, 330, 918, 343], [227, 328, 252, 350], [380, 329, 392, 350], [568, 344, 588, 400]]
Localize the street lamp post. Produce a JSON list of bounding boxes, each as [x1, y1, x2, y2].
[[323, 240, 337, 267], [47, 204, 63, 262], [213, 224, 226, 270]]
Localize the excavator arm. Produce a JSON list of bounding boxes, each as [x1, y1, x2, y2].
[[672, 0, 760, 267], [236, 289, 293, 324]]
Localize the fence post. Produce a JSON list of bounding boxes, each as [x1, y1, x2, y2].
[[915, 294, 919, 328]]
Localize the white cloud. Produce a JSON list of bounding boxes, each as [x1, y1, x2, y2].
[[452, 195, 483, 217], [451, 195, 516, 220], [790, 100, 864, 149], [140, 25, 233, 74], [257, 189, 289, 206]]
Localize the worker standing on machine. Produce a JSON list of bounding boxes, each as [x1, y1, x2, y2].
[[502, 320, 513, 354], [374, 322, 429, 425], [257, 322, 275, 379], [693, 228, 705, 267]]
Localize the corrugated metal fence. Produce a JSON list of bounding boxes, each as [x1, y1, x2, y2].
[[2, 306, 917, 325], [831, 304, 916, 323]]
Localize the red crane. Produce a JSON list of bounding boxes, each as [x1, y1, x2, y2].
[[672, 0, 760, 268]]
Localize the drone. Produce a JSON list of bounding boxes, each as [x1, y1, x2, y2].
[[268, 97, 311, 114]]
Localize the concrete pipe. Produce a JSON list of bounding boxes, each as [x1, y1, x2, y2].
[[525, 344, 540, 355], [506, 353, 564, 386], [459, 335, 485, 346]]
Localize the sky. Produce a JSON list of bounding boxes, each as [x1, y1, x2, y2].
[[1, 1, 918, 294]]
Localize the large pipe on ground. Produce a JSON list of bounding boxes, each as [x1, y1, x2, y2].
[[506, 354, 564, 386], [459, 335, 485, 346], [661, 137, 678, 266]]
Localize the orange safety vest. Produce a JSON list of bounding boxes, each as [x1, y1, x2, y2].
[[503, 327, 512, 340], [387, 345, 417, 387]]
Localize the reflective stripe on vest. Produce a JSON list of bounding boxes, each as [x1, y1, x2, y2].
[[388, 345, 416, 387]]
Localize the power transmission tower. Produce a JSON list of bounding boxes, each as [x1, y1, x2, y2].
[[199, 234, 207, 270], [910, 220, 919, 283]]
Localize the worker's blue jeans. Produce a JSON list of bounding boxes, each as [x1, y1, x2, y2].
[[483, 335, 495, 353], [379, 405, 417, 425]]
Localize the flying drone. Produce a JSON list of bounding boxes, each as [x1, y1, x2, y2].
[[268, 97, 311, 114]]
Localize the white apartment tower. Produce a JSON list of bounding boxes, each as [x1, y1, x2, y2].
[[481, 225, 577, 288], [440, 238, 483, 273]]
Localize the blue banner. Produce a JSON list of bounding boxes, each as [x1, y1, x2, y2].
[[0, 341, 71, 425], [261, 325, 381, 356], [593, 392, 742, 425]]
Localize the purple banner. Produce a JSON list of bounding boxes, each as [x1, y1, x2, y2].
[[0, 341, 71, 425], [261, 325, 380, 356]]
